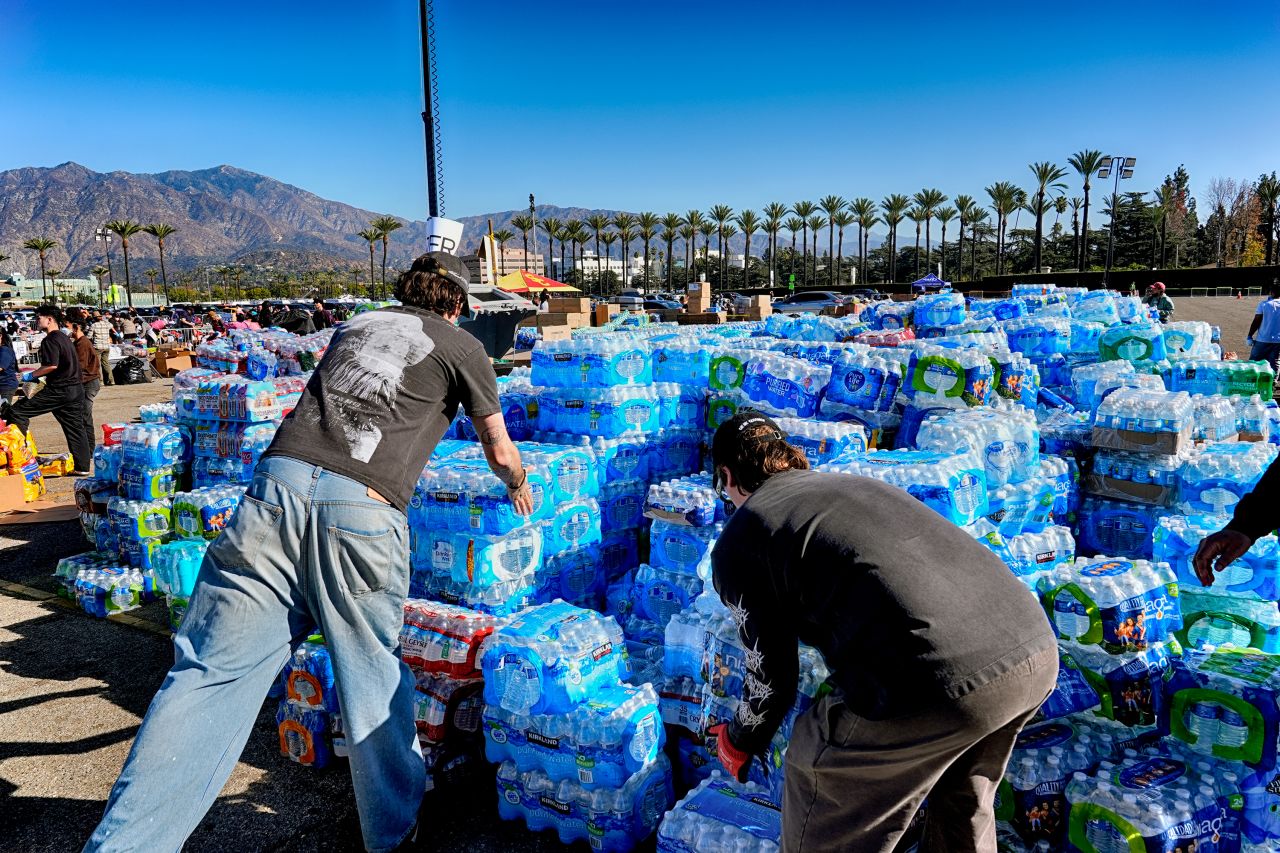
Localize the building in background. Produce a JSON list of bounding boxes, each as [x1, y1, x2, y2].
[[460, 243, 543, 285]]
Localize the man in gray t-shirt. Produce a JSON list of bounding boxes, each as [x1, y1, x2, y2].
[[87, 253, 533, 853]]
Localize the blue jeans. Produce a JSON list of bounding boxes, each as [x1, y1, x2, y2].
[[86, 456, 422, 853], [1251, 341, 1280, 373]]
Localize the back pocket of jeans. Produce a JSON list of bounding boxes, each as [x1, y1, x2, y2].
[[327, 526, 402, 597], [207, 495, 283, 571]]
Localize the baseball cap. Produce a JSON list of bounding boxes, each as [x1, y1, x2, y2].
[[414, 251, 473, 318], [712, 412, 787, 468]]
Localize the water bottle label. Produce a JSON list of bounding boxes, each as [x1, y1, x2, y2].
[[1115, 757, 1186, 789]]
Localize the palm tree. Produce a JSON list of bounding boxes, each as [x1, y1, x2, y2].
[[953, 195, 977, 281], [571, 221, 592, 284], [936, 207, 957, 279], [1068, 149, 1107, 270], [783, 216, 804, 285], [732, 210, 761, 288], [850, 198, 878, 285], [1068, 197, 1083, 270], [686, 208, 706, 281], [21, 237, 58, 302], [792, 201, 817, 285], [142, 222, 177, 304], [761, 202, 789, 287], [612, 214, 635, 288], [984, 182, 1019, 276], [707, 205, 734, 289], [491, 228, 514, 279], [659, 213, 683, 292], [677, 223, 697, 285], [600, 231, 620, 293], [556, 222, 573, 283], [907, 208, 925, 278], [1027, 162, 1069, 272], [721, 224, 739, 289], [91, 264, 109, 301], [1255, 174, 1279, 266], [698, 221, 717, 280], [357, 227, 380, 294], [818, 195, 847, 284], [880, 195, 909, 283], [913, 189, 947, 273], [635, 212, 660, 293], [970, 212, 992, 280], [540, 217, 563, 278], [369, 215, 404, 297], [144, 268, 160, 302], [511, 214, 535, 270], [105, 219, 143, 306], [830, 210, 855, 285], [806, 215, 826, 287], [585, 213, 611, 289]]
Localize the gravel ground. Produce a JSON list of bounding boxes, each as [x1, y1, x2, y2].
[[0, 298, 1260, 850]]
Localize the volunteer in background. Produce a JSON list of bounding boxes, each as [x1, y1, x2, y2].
[[1245, 280, 1280, 372], [313, 300, 336, 329], [705, 412, 1057, 853], [89, 312, 116, 385], [67, 312, 102, 452], [1143, 282, 1174, 322], [87, 252, 535, 853], [0, 330, 19, 403], [0, 305, 92, 475]]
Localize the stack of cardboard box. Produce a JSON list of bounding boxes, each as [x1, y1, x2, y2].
[[594, 303, 621, 327], [520, 295, 591, 339], [744, 294, 772, 321], [685, 282, 712, 314]]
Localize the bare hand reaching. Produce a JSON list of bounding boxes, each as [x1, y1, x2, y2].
[[1191, 529, 1253, 587], [507, 469, 535, 516]]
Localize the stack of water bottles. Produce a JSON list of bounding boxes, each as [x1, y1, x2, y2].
[[481, 601, 673, 851]]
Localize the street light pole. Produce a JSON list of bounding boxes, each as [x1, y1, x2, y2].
[[418, 0, 441, 218], [1098, 156, 1136, 290]]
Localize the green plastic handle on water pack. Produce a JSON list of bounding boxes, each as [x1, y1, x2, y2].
[[1067, 802, 1145, 853], [1041, 582, 1104, 646], [1174, 610, 1267, 654], [911, 354, 966, 398], [709, 355, 746, 391], [1167, 687, 1266, 765]]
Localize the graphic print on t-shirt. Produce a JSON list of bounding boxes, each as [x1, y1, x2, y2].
[[322, 311, 435, 462]]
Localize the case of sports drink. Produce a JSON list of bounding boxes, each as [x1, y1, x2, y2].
[[903, 343, 994, 406], [1169, 358, 1275, 400], [494, 755, 673, 852], [656, 774, 782, 853], [480, 602, 630, 716], [1037, 556, 1182, 651], [1154, 515, 1280, 602], [413, 672, 484, 745], [400, 599, 504, 680], [826, 449, 989, 526], [1177, 591, 1280, 654], [484, 682, 664, 789], [914, 406, 1040, 489], [1076, 496, 1169, 560], [1160, 646, 1280, 770], [1176, 442, 1278, 516], [538, 544, 607, 610], [1064, 639, 1177, 731], [648, 520, 721, 578]]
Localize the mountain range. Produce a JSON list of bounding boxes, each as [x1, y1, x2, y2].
[[0, 162, 881, 278]]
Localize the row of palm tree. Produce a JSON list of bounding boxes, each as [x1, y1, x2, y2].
[[489, 150, 1137, 292], [15, 220, 179, 306], [355, 215, 405, 298]]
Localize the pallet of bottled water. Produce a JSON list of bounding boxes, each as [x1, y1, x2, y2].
[[399, 599, 504, 680], [1161, 646, 1280, 770], [1038, 556, 1181, 651], [1063, 745, 1245, 853], [481, 602, 630, 716], [495, 754, 672, 852], [1154, 515, 1280, 601], [1177, 591, 1280, 654], [825, 449, 989, 526], [656, 774, 781, 852], [1177, 442, 1278, 516], [484, 681, 663, 789], [1093, 388, 1195, 454]]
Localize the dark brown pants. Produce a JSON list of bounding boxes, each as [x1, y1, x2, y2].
[[782, 646, 1058, 853]]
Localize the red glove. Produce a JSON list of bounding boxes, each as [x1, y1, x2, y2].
[[707, 722, 750, 783]]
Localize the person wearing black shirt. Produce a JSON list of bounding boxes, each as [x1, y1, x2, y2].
[[706, 413, 1057, 853], [1193, 456, 1280, 593], [87, 253, 534, 853], [0, 305, 92, 474], [312, 300, 335, 330]]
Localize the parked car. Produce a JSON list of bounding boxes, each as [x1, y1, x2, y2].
[[849, 288, 888, 302], [773, 290, 847, 313], [611, 289, 646, 307], [643, 299, 681, 312]]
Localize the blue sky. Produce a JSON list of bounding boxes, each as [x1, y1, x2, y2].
[[3, 0, 1278, 226]]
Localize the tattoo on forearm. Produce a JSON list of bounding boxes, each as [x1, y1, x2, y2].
[[480, 425, 507, 446]]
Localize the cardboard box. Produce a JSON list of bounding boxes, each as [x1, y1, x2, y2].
[[1083, 474, 1176, 507], [677, 312, 728, 326], [685, 298, 711, 314], [538, 312, 587, 329], [749, 294, 772, 308], [687, 282, 711, 299], [594, 304, 621, 327], [0, 474, 26, 513], [154, 352, 194, 376], [548, 297, 590, 313], [539, 326, 572, 342], [744, 306, 773, 320], [1091, 425, 1193, 457]]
